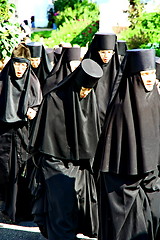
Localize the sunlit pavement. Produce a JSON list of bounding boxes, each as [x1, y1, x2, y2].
[[0, 221, 97, 240], [0, 221, 46, 240]]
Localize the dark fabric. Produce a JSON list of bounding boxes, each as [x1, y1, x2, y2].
[[95, 73, 160, 175], [84, 35, 121, 128], [30, 67, 101, 161], [29, 62, 101, 239], [0, 57, 42, 222], [43, 47, 80, 96], [31, 45, 53, 91], [94, 52, 160, 240], [0, 58, 30, 123], [31, 156, 98, 240], [98, 171, 160, 240]]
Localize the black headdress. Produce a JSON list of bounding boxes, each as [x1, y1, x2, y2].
[[45, 47, 55, 64], [117, 40, 127, 56], [0, 57, 42, 123], [43, 46, 81, 95], [117, 40, 128, 64], [29, 59, 103, 161], [95, 48, 160, 175], [125, 48, 155, 74], [26, 42, 52, 90], [0, 57, 31, 122], [84, 32, 120, 127]]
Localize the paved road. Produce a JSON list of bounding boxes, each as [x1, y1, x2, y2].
[[0, 222, 97, 240], [0, 221, 46, 240]]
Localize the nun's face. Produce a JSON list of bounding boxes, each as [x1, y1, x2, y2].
[[30, 57, 41, 68], [80, 87, 92, 98], [140, 70, 156, 92], [13, 62, 28, 78], [98, 50, 114, 63]]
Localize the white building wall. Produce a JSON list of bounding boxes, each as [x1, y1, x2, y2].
[[9, 0, 53, 27], [97, 0, 129, 32]]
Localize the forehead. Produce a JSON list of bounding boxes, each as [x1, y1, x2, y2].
[[99, 50, 113, 52], [14, 61, 27, 65], [140, 69, 156, 75], [81, 87, 92, 90], [30, 57, 41, 60]]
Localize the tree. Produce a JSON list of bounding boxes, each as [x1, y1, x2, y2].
[[120, 1, 160, 56], [0, 0, 21, 60], [128, 0, 146, 29], [52, 0, 99, 28], [53, 0, 81, 12]]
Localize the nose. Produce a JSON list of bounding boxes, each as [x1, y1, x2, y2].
[[17, 65, 23, 71]]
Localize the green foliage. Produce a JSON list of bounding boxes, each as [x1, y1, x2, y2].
[[127, 0, 146, 29], [119, 11, 160, 56], [53, 0, 81, 12], [0, 21, 21, 59], [54, 1, 99, 27], [32, 0, 99, 47], [0, 0, 15, 22], [31, 19, 99, 47], [0, 0, 21, 59], [49, 0, 99, 27], [71, 20, 99, 46]]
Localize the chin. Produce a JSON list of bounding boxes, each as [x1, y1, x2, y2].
[[146, 87, 154, 92]]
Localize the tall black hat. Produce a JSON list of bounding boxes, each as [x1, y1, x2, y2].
[[26, 42, 43, 58], [63, 47, 81, 62], [45, 48, 55, 62], [156, 60, 160, 80], [93, 32, 117, 51], [117, 40, 127, 56], [126, 49, 155, 74], [77, 58, 103, 88]]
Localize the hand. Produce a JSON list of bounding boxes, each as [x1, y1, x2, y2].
[[26, 108, 37, 120]]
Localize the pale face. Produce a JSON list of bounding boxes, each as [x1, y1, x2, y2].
[[70, 60, 81, 72], [30, 57, 41, 68], [140, 70, 156, 92], [80, 87, 92, 98], [98, 50, 114, 63], [13, 62, 28, 78]]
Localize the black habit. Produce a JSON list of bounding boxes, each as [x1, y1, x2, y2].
[[0, 57, 42, 222], [84, 32, 121, 128], [29, 59, 103, 240], [94, 49, 160, 240]]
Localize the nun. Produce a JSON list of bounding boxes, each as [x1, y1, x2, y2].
[[42, 46, 81, 96], [26, 42, 53, 91], [117, 40, 128, 63], [84, 32, 121, 128], [94, 48, 160, 240], [0, 43, 42, 223], [29, 59, 103, 240]]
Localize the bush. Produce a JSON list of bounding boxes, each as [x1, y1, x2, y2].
[[32, 0, 99, 48], [0, 1, 21, 59], [55, 1, 99, 27], [119, 11, 160, 56], [31, 19, 99, 47], [53, 0, 79, 12], [0, 21, 21, 59]]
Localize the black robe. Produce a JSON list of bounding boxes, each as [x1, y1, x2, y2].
[[94, 63, 160, 240], [84, 39, 121, 128], [0, 57, 42, 222], [29, 66, 101, 240], [31, 45, 53, 91], [42, 47, 78, 96]]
